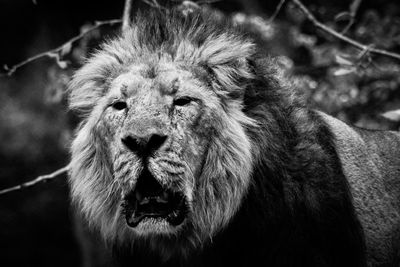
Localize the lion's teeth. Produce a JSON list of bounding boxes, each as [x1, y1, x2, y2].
[[138, 194, 170, 206], [126, 211, 144, 227], [169, 210, 178, 220], [139, 198, 150, 205]]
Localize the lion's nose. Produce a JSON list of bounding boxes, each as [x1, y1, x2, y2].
[[121, 133, 168, 157]]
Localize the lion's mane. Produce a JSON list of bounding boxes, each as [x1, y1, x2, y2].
[[68, 9, 367, 267]]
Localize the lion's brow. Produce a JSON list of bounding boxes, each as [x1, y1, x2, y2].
[[120, 84, 128, 97]]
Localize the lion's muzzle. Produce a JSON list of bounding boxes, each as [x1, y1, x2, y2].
[[122, 168, 188, 229], [121, 133, 168, 158]]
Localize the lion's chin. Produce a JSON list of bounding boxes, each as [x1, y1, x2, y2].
[[122, 169, 189, 233]]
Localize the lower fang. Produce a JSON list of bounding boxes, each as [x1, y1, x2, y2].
[[126, 212, 144, 227]]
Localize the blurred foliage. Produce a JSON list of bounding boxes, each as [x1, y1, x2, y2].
[[0, 0, 400, 266], [242, 1, 400, 129], [0, 19, 118, 267]]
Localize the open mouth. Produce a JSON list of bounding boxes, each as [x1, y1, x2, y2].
[[122, 169, 188, 228]]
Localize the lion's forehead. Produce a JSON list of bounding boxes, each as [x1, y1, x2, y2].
[[106, 61, 197, 98]]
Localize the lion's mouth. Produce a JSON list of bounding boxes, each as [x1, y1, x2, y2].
[[123, 169, 188, 228]]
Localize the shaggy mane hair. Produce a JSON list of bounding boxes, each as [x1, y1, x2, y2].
[[69, 9, 255, 115], [69, 8, 367, 267]]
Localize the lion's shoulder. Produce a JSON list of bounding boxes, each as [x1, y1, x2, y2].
[[317, 111, 400, 265], [317, 111, 400, 178]]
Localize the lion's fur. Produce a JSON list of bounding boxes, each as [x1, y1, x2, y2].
[[69, 9, 256, 257], [319, 113, 400, 266], [68, 8, 400, 267]]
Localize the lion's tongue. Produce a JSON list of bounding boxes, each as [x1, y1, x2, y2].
[[125, 195, 186, 227], [126, 198, 172, 227], [123, 169, 188, 228]]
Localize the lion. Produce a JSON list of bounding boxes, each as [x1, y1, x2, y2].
[[68, 8, 400, 267]]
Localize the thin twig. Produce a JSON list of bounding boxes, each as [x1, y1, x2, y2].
[[341, 0, 362, 34], [122, 0, 133, 32], [268, 0, 287, 23], [171, 0, 222, 3], [291, 0, 400, 61], [142, 0, 167, 10], [195, 0, 222, 4], [0, 164, 70, 196], [1, 19, 122, 76]]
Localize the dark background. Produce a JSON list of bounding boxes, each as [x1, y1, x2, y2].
[[1, 0, 400, 266]]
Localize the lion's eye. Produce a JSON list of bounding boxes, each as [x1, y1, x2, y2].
[[112, 101, 127, 110], [173, 97, 193, 106]]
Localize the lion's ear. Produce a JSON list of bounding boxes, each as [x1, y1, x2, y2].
[[68, 72, 104, 117], [197, 36, 255, 98], [68, 48, 124, 117]]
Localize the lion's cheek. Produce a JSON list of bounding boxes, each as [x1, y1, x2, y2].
[[101, 111, 125, 140]]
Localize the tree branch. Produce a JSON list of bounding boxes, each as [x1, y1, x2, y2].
[[291, 0, 400, 61], [122, 0, 133, 32], [268, 0, 287, 23], [1, 19, 122, 76], [0, 164, 70, 196]]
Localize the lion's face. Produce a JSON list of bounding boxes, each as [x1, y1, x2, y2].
[[69, 10, 257, 251], [99, 62, 215, 235]]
